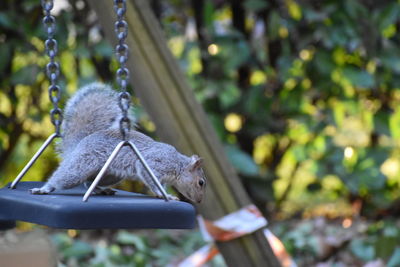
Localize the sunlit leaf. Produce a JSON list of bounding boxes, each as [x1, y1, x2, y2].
[[286, 0, 302, 21]]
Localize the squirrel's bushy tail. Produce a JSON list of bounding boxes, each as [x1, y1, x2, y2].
[[59, 83, 134, 156]]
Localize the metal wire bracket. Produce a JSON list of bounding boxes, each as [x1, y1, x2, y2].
[[9, 133, 58, 189], [83, 140, 169, 202]]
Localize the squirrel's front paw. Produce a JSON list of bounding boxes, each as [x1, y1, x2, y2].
[[29, 187, 50, 194], [156, 194, 179, 201], [159, 194, 179, 201], [168, 195, 180, 201]]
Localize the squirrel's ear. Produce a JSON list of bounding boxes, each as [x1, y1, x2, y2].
[[189, 155, 203, 171]]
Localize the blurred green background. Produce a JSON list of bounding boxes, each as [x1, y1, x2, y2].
[[2, 0, 400, 266]]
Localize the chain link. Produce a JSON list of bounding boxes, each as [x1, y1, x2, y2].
[[42, 0, 63, 137], [114, 0, 131, 140]]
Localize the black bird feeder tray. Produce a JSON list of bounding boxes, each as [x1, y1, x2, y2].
[[0, 182, 195, 230]]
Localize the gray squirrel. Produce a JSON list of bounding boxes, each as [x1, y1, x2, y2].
[[29, 83, 206, 203]]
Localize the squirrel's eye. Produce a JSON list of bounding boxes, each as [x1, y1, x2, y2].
[[199, 179, 205, 187]]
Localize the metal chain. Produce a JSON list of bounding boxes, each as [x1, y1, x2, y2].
[[42, 0, 63, 137], [114, 0, 131, 140]]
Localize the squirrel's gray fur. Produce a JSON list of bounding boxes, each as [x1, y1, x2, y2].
[[30, 83, 206, 203]]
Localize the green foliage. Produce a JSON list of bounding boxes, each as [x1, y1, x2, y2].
[[51, 230, 207, 267], [350, 220, 400, 262], [163, 0, 400, 218], [273, 218, 400, 265]]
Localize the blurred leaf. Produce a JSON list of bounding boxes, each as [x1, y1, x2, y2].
[[313, 50, 335, 76], [244, 86, 268, 114], [243, 0, 268, 12], [225, 145, 259, 176], [303, 7, 329, 22], [375, 235, 397, 259], [376, 3, 400, 31], [219, 82, 241, 108], [116, 231, 146, 252], [374, 111, 390, 136], [93, 41, 113, 58], [267, 11, 282, 41], [344, 0, 368, 19], [51, 233, 72, 249], [221, 39, 251, 70], [74, 43, 91, 58], [208, 113, 226, 141], [292, 145, 306, 161], [388, 247, 400, 267], [23, 0, 40, 12], [329, 26, 348, 47], [10, 65, 40, 85], [342, 67, 374, 88], [287, 0, 302, 20], [90, 244, 110, 266], [381, 48, 400, 74], [203, 0, 215, 30], [350, 239, 375, 261], [62, 241, 93, 259], [0, 43, 12, 74], [360, 172, 386, 191], [0, 13, 14, 28]]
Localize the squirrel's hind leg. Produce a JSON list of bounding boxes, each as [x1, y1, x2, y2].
[[94, 187, 116, 195], [83, 182, 116, 195], [30, 149, 100, 194]]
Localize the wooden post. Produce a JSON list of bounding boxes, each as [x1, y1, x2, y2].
[[86, 0, 280, 266], [0, 230, 56, 267]]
